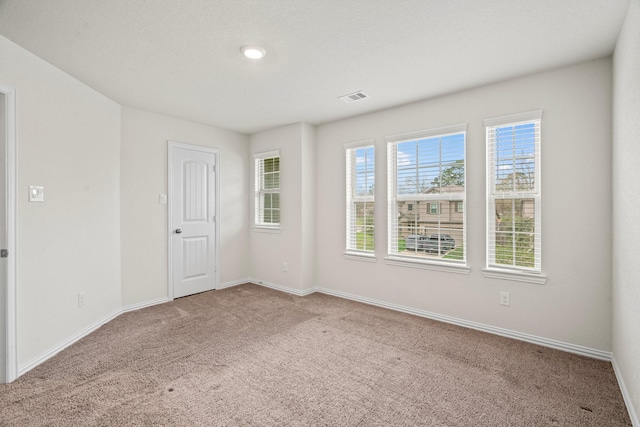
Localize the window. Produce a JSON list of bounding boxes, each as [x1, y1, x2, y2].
[[345, 141, 375, 255], [485, 110, 542, 272], [254, 150, 280, 228], [455, 201, 464, 213], [387, 124, 466, 265]]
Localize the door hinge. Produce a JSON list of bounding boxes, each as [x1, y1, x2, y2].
[[213, 215, 216, 222], [212, 165, 216, 172], [0, 249, 8, 258]]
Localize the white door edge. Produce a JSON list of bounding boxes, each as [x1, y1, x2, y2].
[[0, 84, 17, 383], [167, 141, 220, 300]]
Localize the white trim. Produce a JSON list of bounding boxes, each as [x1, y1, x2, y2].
[[345, 142, 375, 255], [217, 278, 250, 290], [482, 267, 547, 285], [167, 141, 220, 300], [612, 356, 640, 427], [485, 113, 542, 273], [18, 296, 171, 378], [253, 225, 281, 233], [343, 138, 375, 149], [483, 109, 543, 128], [253, 149, 280, 160], [0, 85, 17, 383], [384, 256, 470, 274], [18, 309, 121, 377], [14, 282, 615, 384], [249, 278, 315, 297], [314, 286, 611, 361], [385, 122, 468, 143], [247, 281, 610, 361], [343, 252, 377, 263], [254, 151, 281, 228], [386, 126, 467, 266], [121, 297, 170, 314]]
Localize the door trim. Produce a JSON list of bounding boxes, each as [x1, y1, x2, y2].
[[0, 84, 17, 382], [167, 141, 220, 300]]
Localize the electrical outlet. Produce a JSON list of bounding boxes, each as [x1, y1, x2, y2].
[[78, 292, 86, 307], [500, 291, 510, 306], [283, 262, 288, 272]]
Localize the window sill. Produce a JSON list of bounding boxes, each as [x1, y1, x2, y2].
[[343, 252, 377, 263], [384, 256, 470, 274], [481, 268, 547, 285], [253, 226, 281, 234]]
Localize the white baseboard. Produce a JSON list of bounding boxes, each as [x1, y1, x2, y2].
[[16, 278, 258, 379], [122, 296, 171, 313], [249, 278, 315, 297], [18, 308, 122, 377], [246, 280, 612, 361], [312, 286, 613, 361], [217, 278, 250, 290], [18, 281, 616, 384], [612, 356, 639, 427], [19, 296, 171, 378]]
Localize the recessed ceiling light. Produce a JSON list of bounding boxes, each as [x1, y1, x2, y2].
[[241, 45, 266, 60]]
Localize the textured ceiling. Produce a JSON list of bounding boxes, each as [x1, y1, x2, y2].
[[0, 0, 631, 134]]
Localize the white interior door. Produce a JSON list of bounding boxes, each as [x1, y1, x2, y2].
[[169, 143, 218, 299]]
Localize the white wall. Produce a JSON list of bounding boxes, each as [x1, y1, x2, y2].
[[613, 0, 640, 422], [316, 59, 613, 352], [120, 107, 249, 305], [0, 35, 122, 368], [300, 123, 316, 290], [249, 123, 316, 292]]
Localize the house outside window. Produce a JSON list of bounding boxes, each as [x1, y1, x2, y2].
[[429, 202, 439, 215], [485, 110, 542, 272], [254, 150, 280, 229], [345, 141, 375, 257], [387, 124, 467, 265]]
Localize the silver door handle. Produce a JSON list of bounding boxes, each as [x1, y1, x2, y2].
[[175, 229, 182, 234]]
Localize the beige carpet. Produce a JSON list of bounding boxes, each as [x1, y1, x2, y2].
[[0, 283, 631, 426]]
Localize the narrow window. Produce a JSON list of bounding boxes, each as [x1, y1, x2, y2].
[[387, 124, 466, 264], [254, 150, 280, 229], [345, 141, 375, 255], [485, 111, 542, 272]]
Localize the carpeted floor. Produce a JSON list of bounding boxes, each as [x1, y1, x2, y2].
[[0, 283, 632, 426]]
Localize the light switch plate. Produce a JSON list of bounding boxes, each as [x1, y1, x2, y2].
[[29, 186, 44, 202]]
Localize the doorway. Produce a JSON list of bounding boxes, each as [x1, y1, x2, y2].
[[0, 85, 17, 383], [168, 142, 219, 299]]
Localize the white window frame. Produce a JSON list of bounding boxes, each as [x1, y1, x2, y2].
[[254, 150, 280, 231], [483, 110, 546, 284], [345, 140, 376, 262], [385, 123, 469, 274]]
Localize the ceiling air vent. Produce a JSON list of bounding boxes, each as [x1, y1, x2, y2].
[[339, 91, 370, 104]]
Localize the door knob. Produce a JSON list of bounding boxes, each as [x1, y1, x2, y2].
[[175, 229, 182, 234]]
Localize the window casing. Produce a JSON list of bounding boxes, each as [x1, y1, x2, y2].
[[345, 141, 375, 255], [254, 150, 280, 229], [387, 124, 467, 265], [485, 111, 542, 272]]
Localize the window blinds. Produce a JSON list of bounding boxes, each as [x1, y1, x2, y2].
[[254, 151, 280, 226], [386, 124, 467, 263], [486, 112, 542, 271], [346, 143, 375, 253]]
